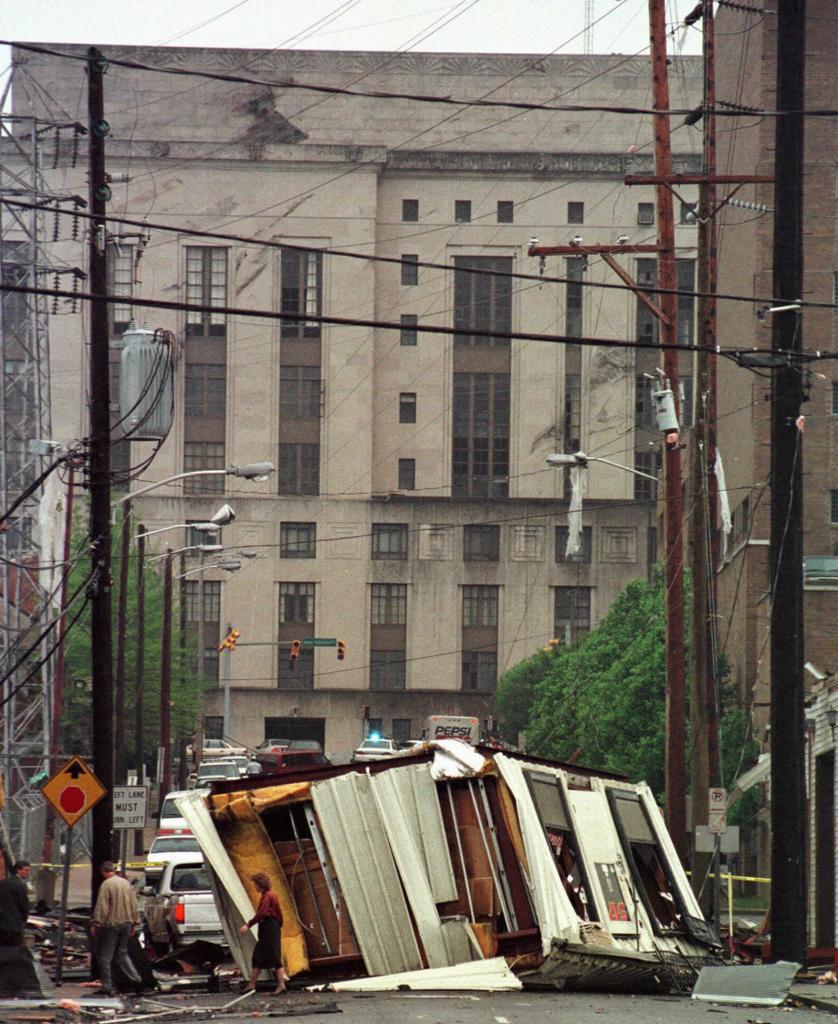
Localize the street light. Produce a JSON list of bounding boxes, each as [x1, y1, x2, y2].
[[546, 450, 658, 481], [132, 503, 235, 540], [176, 560, 242, 580], [112, 462, 274, 506], [148, 543, 223, 563]]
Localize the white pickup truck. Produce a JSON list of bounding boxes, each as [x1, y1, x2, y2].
[[142, 858, 226, 953]]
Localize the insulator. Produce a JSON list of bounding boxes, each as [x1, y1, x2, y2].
[[52, 129, 60, 169], [71, 203, 81, 241], [51, 274, 60, 315], [70, 274, 79, 314], [52, 206, 60, 242], [726, 198, 772, 213], [71, 129, 80, 168]]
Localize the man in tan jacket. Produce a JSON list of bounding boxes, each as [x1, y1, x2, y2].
[[91, 861, 142, 995]]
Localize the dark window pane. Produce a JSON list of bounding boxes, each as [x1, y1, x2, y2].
[[400, 314, 418, 346], [401, 254, 419, 286], [372, 524, 408, 560], [634, 449, 661, 501], [463, 524, 499, 561], [452, 372, 510, 498], [280, 365, 321, 419], [279, 648, 314, 689], [497, 200, 514, 223], [567, 201, 584, 224], [402, 199, 419, 222], [185, 363, 226, 418], [455, 200, 471, 223], [370, 650, 406, 690], [280, 249, 322, 340], [565, 257, 584, 338], [280, 522, 316, 559], [462, 585, 498, 626], [183, 442, 225, 494], [676, 258, 695, 349], [453, 256, 512, 349], [462, 650, 497, 692], [554, 586, 592, 644], [680, 201, 696, 224], [399, 392, 416, 424], [398, 459, 415, 490], [278, 443, 320, 495], [637, 202, 655, 225], [185, 247, 227, 338], [636, 259, 658, 345], [279, 582, 315, 624], [108, 243, 134, 333], [392, 718, 412, 742], [555, 525, 592, 563], [371, 584, 407, 625]]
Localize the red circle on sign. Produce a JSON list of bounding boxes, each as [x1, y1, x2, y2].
[[59, 786, 85, 814]]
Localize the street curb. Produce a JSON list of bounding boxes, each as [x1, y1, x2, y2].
[[791, 992, 838, 1015]]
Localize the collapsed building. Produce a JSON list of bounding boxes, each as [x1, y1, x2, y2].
[[177, 742, 719, 992]]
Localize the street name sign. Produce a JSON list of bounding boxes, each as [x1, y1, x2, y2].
[[302, 637, 337, 647], [113, 785, 148, 830], [41, 755, 106, 827]]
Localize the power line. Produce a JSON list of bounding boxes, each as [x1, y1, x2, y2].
[[4, 198, 834, 313], [8, 279, 833, 363], [7, 40, 836, 118]]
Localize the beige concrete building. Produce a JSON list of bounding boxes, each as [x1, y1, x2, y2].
[[10, 43, 702, 757]]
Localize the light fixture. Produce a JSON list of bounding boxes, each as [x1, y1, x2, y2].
[[228, 462, 274, 480], [804, 661, 831, 683], [827, 708, 837, 741], [209, 503, 236, 526]]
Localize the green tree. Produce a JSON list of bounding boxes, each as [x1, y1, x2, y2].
[[60, 505, 205, 776], [495, 572, 757, 804]]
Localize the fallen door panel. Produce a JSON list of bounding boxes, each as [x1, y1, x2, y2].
[[312, 772, 422, 976], [326, 955, 522, 992]]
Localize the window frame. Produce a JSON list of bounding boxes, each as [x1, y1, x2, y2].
[[554, 585, 592, 644], [372, 523, 409, 560], [637, 202, 655, 226], [402, 199, 419, 222], [463, 524, 500, 562], [401, 254, 419, 286], [185, 246, 227, 338], [398, 458, 416, 490], [496, 200, 514, 223], [400, 313, 418, 346], [462, 584, 499, 627], [454, 200, 472, 223], [371, 583, 407, 626], [278, 442, 320, 496], [183, 441, 226, 494], [567, 201, 585, 225], [280, 248, 323, 341], [399, 392, 417, 424], [555, 525, 593, 564], [280, 521, 317, 559]]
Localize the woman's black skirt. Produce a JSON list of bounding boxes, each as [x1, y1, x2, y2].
[[251, 915, 282, 970]]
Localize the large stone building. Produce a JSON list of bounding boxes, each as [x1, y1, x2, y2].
[[9, 43, 702, 756], [713, 1, 837, 941]]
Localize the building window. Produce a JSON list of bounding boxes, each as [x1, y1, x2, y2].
[[455, 200, 472, 223], [186, 519, 222, 553], [279, 648, 314, 689], [462, 650, 497, 692], [832, 381, 838, 415], [399, 392, 416, 423], [392, 718, 412, 743], [108, 243, 134, 334], [554, 586, 592, 644], [278, 443, 319, 495], [463, 524, 500, 562], [497, 200, 514, 223], [366, 717, 383, 737], [401, 254, 419, 286], [452, 373, 510, 498], [371, 583, 407, 625], [565, 256, 585, 338], [634, 449, 661, 501], [280, 522, 316, 559], [280, 365, 321, 419], [185, 247, 227, 337], [463, 585, 498, 627], [556, 525, 592, 563], [280, 249, 322, 340], [567, 201, 584, 224], [402, 198, 419, 222], [637, 202, 655, 226], [370, 651, 406, 690], [279, 582, 315, 624], [185, 363, 226, 418], [183, 442, 225, 494], [183, 579, 221, 681], [204, 716, 223, 739], [636, 259, 658, 345], [635, 374, 656, 429], [453, 256, 512, 348], [680, 201, 697, 224], [831, 490, 838, 525], [398, 458, 415, 490], [564, 373, 581, 452], [676, 258, 696, 348], [372, 523, 408, 560], [680, 374, 694, 430], [400, 314, 418, 346]]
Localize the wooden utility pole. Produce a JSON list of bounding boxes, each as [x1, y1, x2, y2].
[[114, 501, 131, 785], [769, 0, 807, 964], [134, 524, 146, 855], [158, 548, 173, 812], [87, 46, 114, 904], [689, 0, 721, 909], [648, 0, 686, 860]]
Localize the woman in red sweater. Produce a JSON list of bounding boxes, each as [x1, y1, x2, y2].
[[239, 872, 286, 994]]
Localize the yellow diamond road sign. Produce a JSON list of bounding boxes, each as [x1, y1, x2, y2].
[[41, 755, 107, 828]]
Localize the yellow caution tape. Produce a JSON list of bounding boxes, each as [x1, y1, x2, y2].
[[29, 861, 158, 869], [687, 869, 771, 884]]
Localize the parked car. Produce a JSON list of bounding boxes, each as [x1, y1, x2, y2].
[[254, 738, 290, 753], [201, 738, 248, 759], [194, 761, 240, 786], [398, 738, 424, 751], [142, 858, 225, 953], [145, 835, 202, 882], [254, 748, 331, 775], [214, 755, 249, 777], [287, 739, 323, 752], [352, 737, 401, 762], [158, 789, 207, 836]]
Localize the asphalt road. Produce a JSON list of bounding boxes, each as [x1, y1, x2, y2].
[[133, 987, 835, 1024]]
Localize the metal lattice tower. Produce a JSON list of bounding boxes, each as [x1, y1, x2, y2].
[[0, 70, 57, 861], [584, 0, 595, 54]]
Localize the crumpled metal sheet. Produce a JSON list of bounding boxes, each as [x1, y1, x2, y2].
[[692, 960, 801, 1006], [429, 739, 488, 780], [325, 955, 522, 991]]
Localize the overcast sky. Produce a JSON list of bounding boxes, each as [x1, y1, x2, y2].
[[2, 1, 703, 66]]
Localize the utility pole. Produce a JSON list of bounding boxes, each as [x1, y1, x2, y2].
[[689, 0, 721, 909], [769, 0, 806, 964], [158, 548, 172, 812], [648, 0, 686, 860], [114, 501, 131, 785], [87, 46, 114, 904], [134, 524, 146, 855]]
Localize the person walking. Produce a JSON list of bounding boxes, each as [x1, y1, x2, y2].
[[238, 872, 286, 994], [0, 861, 30, 945], [91, 861, 142, 995]]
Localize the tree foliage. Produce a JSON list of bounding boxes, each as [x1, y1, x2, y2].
[[494, 572, 757, 804], [61, 504, 205, 776]]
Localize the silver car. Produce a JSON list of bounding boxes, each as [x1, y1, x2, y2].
[[352, 737, 400, 762]]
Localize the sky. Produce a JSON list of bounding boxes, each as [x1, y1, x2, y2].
[[1, 1, 703, 69]]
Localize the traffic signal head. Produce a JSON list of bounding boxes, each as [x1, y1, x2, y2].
[[289, 639, 301, 668], [218, 627, 241, 652], [337, 640, 346, 662]]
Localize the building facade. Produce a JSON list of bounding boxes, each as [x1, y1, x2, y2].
[[9, 44, 703, 757]]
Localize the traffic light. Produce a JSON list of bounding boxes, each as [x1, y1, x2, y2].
[[289, 639, 301, 669], [218, 628, 240, 652], [337, 640, 346, 662]]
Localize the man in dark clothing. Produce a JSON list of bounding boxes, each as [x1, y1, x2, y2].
[[0, 861, 31, 946]]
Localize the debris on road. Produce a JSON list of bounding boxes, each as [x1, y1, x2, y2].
[[691, 960, 800, 1006]]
